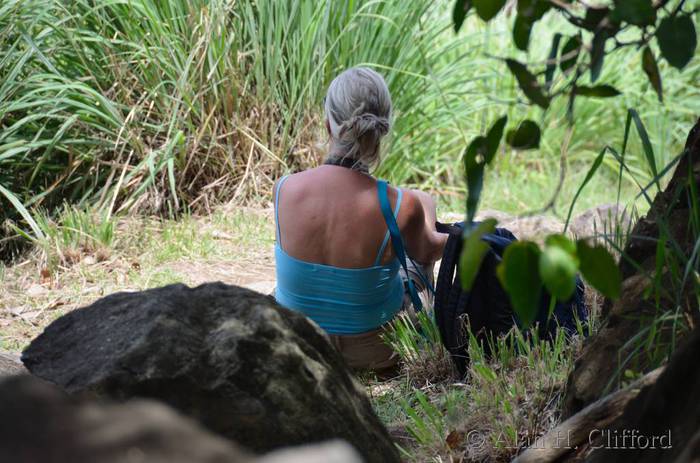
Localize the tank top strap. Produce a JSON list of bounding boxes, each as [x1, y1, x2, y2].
[[374, 180, 403, 265], [275, 175, 291, 246]]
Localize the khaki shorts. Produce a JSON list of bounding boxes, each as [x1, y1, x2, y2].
[[329, 261, 434, 372]]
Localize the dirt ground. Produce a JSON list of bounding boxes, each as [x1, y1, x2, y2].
[[0, 207, 277, 352], [0, 205, 614, 353]]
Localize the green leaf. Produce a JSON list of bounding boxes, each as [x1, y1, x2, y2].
[[564, 147, 607, 232], [484, 115, 507, 164], [642, 46, 663, 103], [628, 108, 659, 191], [545, 33, 562, 89], [566, 87, 577, 123], [505, 59, 550, 109], [590, 30, 608, 82], [517, 0, 550, 21], [473, 0, 507, 21], [497, 241, 542, 328], [582, 7, 610, 31], [574, 85, 621, 98], [545, 234, 577, 256], [513, 14, 532, 51], [656, 15, 697, 70], [466, 164, 484, 224], [464, 136, 487, 222], [576, 240, 621, 299], [459, 219, 497, 290], [464, 135, 486, 170], [506, 120, 540, 150], [560, 34, 581, 75], [0, 184, 46, 241], [539, 236, 579, 301], [612, 0, 655, 27], [453, 0, 472, 33]]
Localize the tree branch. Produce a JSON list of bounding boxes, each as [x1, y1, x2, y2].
[[512, 367, 664, 463]]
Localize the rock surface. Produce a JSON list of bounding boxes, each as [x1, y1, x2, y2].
[[468, 210, 565, 243], [0, 350, 26, 377], [257, 440, 363, 463], [0, 375, 365, 463], [0, 375, 249, 463], [584, 327, 700, 462], [501, 215, 565, 243], [568, 204, 632, 240], [22, 282, 399, 463], [450, 207, 627, 244]]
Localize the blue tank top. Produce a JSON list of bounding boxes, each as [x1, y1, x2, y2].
[[274, 175, 405, 335]]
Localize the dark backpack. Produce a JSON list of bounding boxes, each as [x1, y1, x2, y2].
[[434, 221, 588, 376]]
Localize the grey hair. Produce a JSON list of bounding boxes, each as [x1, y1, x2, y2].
[[324, 67, 392, 169]]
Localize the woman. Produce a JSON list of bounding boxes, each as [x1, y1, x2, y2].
[[274, 67, 447, 371]]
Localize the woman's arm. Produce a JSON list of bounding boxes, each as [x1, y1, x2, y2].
[[400, 189, 447, 264]]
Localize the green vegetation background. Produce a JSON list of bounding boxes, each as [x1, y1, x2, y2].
[[1, 0, 698, 235]]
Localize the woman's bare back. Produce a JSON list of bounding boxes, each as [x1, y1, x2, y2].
[[276, 165, 402, 268]]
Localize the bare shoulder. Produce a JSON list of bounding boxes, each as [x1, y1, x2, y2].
[[397, 188, 425, 231]]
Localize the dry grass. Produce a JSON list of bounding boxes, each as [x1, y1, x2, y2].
[[368, 327, 586, 463], [0, 207, 275, 352]]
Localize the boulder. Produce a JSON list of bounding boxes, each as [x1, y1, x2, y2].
[[0, 375, 249, 463], [442, 210, 513, 224], [568, 204, 632, 241], [0, 375, 365, 463], [584, 326, 700, 462], [446, 210, 565, 243], [257, 440, 363, 463], [22, 282, 399, 463], [0, 350, 26, 377]]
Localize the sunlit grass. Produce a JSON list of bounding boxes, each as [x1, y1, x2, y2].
[[0, 207, 273, 351], [369, 315, 586, 462], [1, 0, 698, 249]]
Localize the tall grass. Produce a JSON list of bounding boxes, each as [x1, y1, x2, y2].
[[380, 321, 583, 462], [1, 0, 699, 251]]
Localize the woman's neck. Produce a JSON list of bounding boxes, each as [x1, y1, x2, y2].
[[324, 156, 370, 174]]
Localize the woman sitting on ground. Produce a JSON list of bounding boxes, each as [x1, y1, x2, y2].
[[274, 67, 447, 372]]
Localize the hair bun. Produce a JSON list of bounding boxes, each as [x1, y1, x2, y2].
[[343, 113, 390, 138]]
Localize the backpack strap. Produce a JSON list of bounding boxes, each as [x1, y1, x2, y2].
[[377, 180, 423, 312], [434, 221, 467, 367]]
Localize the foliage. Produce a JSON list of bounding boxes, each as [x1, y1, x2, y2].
[[459, 219, 497, 289], [2, 0, 698, 259], [379, 324, 585, 461], [16, 205, 116, 269], [455, 0, 699, 326], [0, 0, 473, 231], [383, 310, 455, 386]]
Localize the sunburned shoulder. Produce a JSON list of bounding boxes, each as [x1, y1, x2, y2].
[[397, 189, 425, 231]]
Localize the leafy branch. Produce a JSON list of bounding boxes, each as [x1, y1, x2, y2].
[[453, 0, 697, 325]]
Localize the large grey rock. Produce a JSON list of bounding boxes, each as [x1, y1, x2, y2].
[[569, 204, 632, 240], [22, 283, 398, 463], [0, 375, 364, 463], [444, 210, 564, 243], [257, 440, 363, 463], [0, 375, 249, 463], [500, 214, 564, 243]]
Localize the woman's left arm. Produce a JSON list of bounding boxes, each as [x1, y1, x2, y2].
[[401, 189, 447, 264]]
